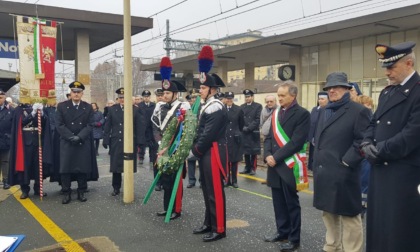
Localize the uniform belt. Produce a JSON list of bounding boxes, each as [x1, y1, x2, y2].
[[22, 127, 38, 131]]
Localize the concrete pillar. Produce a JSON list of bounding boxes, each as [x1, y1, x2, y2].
[[289, 47, 302, 103], [75, 29, 91, 102], [244, 62, 255, 91], [183, 71, 194, 92], [217, 60, 228, 90]]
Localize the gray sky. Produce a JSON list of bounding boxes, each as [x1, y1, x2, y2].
[[0, 0, 418, 73]]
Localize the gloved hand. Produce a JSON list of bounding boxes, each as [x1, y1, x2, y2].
[[242, 127, 250, 133], [187, 150, 195, 159], [360, 142, 379, 163], [68, 135, 81, 144], [102, 143, 108, 149], [31, 103, 44, 116]]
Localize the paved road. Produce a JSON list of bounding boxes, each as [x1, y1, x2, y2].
[[0, 145, 366, 252]]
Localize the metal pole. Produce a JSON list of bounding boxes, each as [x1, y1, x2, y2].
[[123, 0, 134, 203], [166, 19, 170, 57]]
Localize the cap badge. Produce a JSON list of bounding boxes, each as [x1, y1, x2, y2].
[[376, 46, 387, 57], [199, 72, 206, 84], [163, 80, 171, 89]]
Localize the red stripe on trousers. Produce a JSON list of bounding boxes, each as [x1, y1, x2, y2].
[[211, 144, 225, 233], [16, 117, 25, 172], [175, 176, 183, 213]]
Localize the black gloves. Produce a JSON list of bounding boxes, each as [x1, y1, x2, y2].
[[102, 143, 108, 149], [360, 142, 379, 163], [68, 135, 81, 144]]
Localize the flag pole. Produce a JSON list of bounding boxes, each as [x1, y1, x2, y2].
[[123, 0, 134, 203], [37, 110, 43, 201]]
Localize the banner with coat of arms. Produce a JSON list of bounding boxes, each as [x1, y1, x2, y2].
[[17, 15, 57, 104]]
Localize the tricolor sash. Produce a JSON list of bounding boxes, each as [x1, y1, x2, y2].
[[272, 108, 309, 191]]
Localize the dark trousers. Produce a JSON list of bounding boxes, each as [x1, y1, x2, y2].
[[61, 173, 87, 193], [112, 173, 122, 190], [244, 154, 257, 172], [187, 159, 197, 185], [271, 179, 301, 244], [199, 153, 226, 233], [227, 162, 238, 184], [138, 141, 158, 162], [161, 173, 182, 213], [94, 139, 100, 155], [18, 172, 41, 194]]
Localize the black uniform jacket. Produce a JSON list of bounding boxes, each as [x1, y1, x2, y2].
[[364, 72, 420, 252], [240, 102, 262, 155], [226, 104, 244, 163], [264, 104, 310, 189], [55, 100, 97, 174], [103, 104, 141, 173]]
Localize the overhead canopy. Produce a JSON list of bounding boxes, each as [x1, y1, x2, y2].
[[0, 1, 153, 60], [142, 3, 420, 73], [0, 69, 18, 92]]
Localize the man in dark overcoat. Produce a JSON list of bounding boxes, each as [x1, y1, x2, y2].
[[239, 89, 262, 175], [137, 90, 157, 168], [313, 72, 370, 252], [0, 90, 14, 189], [263, 82, 309, 252], [224, 91, 244, 188], [103, 87, 141, 196], [190, 73, 228, 242], [56, 81, 98, 204], [9, 103, 53, 199], [361, 41, 420, 252]]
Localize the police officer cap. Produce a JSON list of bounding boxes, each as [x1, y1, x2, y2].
[[243, 89, 254, 97], [115, 87, 124, 98], [142, 90, 151, 97], [69, 81, 85, 92], [155, 88, 163, 96], [323, 72, 352, 91], [0, 89, 5, 95], [376, 41, 416, 67], [162, 80, 187, 92], [225, 91, 234, 99], [215, 92, 225, 99], [317, 91, 328, 98]]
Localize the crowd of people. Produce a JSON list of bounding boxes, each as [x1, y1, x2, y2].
[[0, 41, 419, 251]]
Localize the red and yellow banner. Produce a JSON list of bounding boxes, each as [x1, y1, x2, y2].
[[17, 16, 57, 104]]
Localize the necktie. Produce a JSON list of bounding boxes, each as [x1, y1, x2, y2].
[[74, 104, 78, 110]]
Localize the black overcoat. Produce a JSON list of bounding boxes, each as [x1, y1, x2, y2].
[[240, 102, 262, 155], [103, 104, 141, 173], [264, 104, 310, 189], [226, 104, 244, 162], [313, 99, 370, 216], [0, 104, 14, 150], [364, 72, 420, 252], [55, 100, 97, 174]]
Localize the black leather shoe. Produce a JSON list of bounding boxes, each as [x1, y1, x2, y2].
[[249, 170, 256, 175], [156, 211, 167, 216], [170, 212, 181, 220], [111, 189, 120, 196], [34, 192, 48, 196], [203, 232, 226, 242], [154, 185, 162, 191], [279, 241, 299, 252], [20, 192, 29, 199], [239, 170, 249, 174], [62, 193, 71, 204], [3, 183, 10, 190], [264, 233, 288, 243], [187, 184, 195, 188], [193, 225, 212, 234], [77, 191, 87, 202]]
